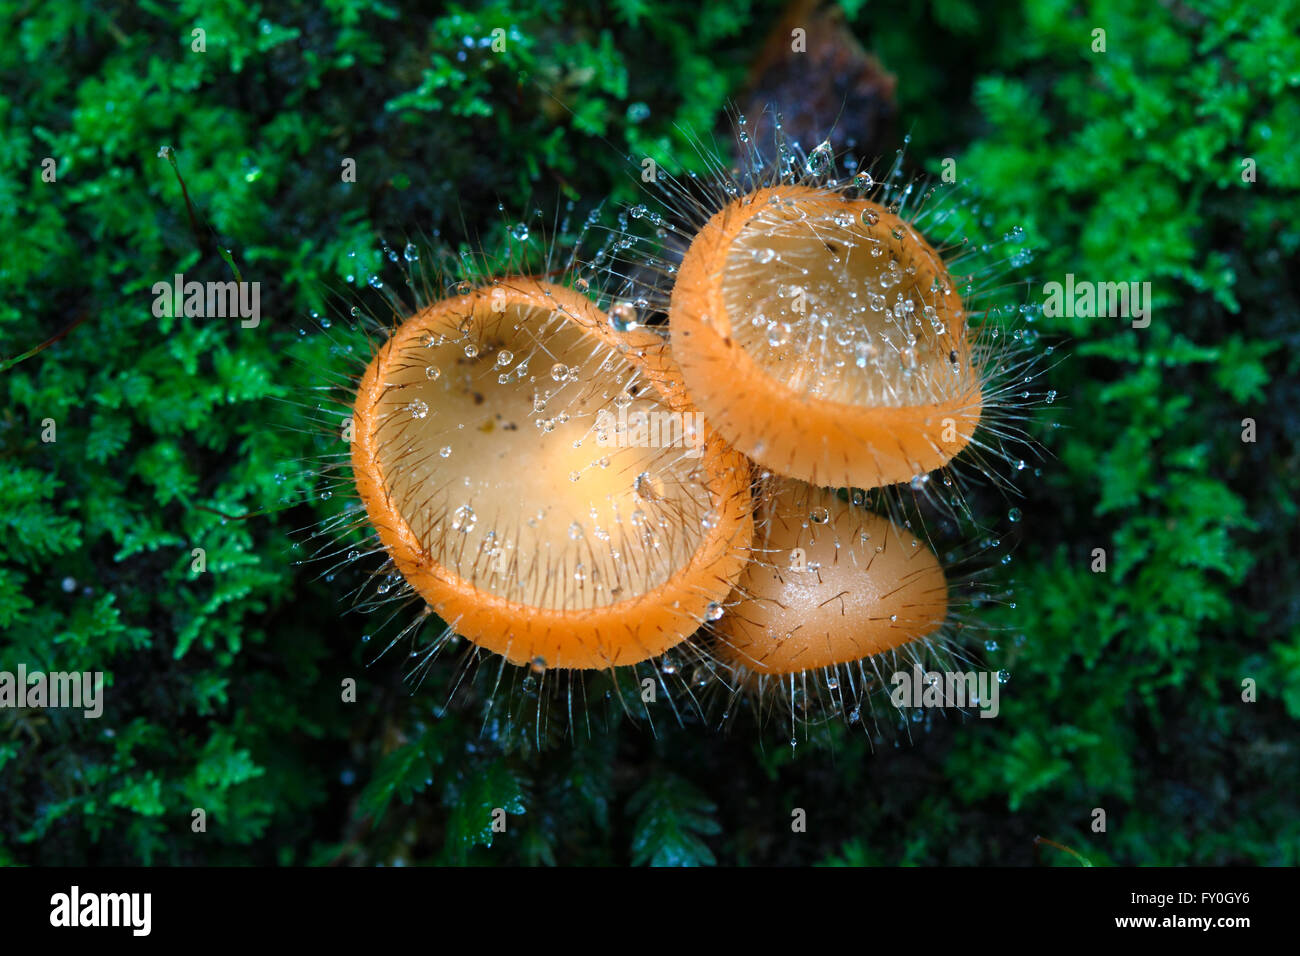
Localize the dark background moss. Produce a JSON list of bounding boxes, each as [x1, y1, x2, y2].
[[1, 0, 1297, 865]]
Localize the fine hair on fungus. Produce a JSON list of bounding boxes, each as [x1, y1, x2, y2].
[[706, 475, 1007, 739], [294, 223, 757, 741], [605, 112, 1052, 508]]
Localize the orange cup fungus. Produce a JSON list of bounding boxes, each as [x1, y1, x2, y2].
[[336, 138, 1041, 736], [350, 277, 753, 670], [711, 478, 949, 679], [669, 183, 983, 491]]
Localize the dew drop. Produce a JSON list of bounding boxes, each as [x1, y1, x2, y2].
[[452, 505, 476, 532], [634, 471, 663, 500], [804, 140, 833, 176]]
